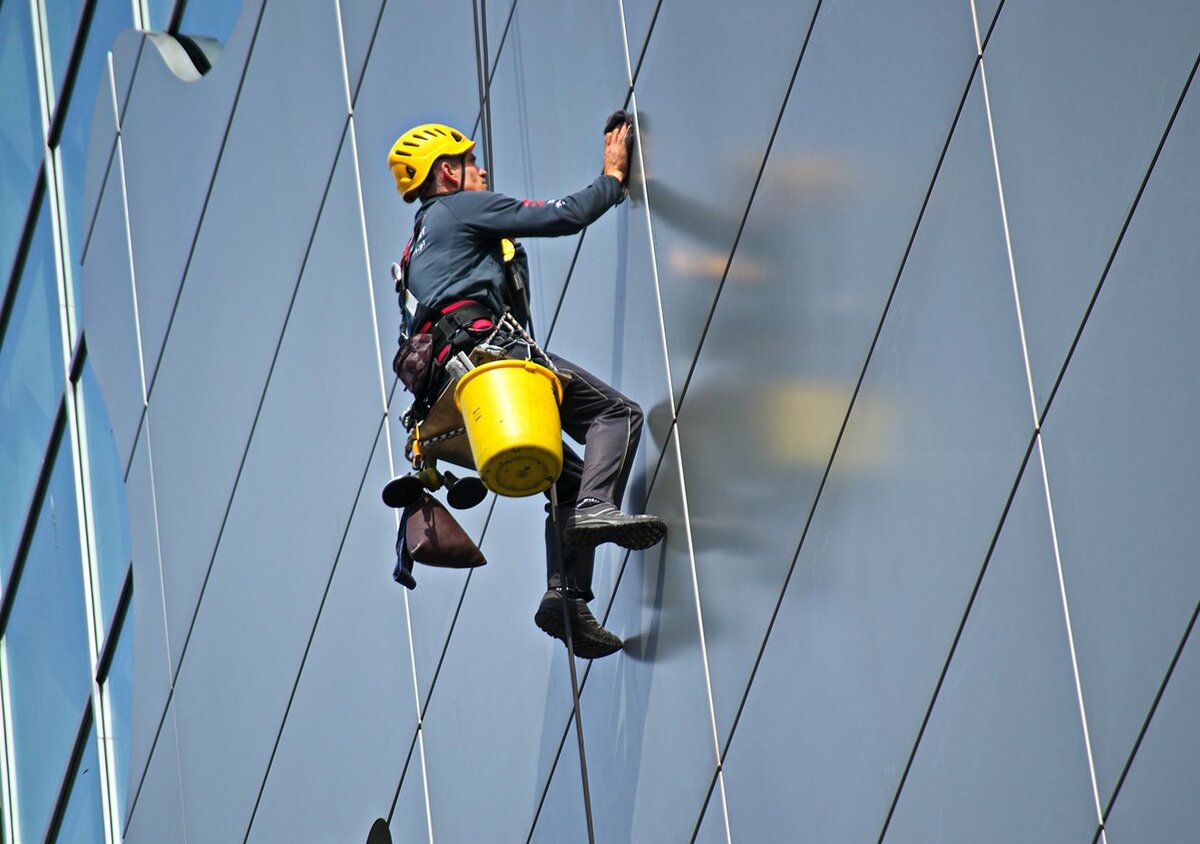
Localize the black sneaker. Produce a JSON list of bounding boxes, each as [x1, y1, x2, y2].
[[533, 590, 624, 659], [563, 502, 666, 550]]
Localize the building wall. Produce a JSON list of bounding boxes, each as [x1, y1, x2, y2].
[[76, 1, 1200, 841]]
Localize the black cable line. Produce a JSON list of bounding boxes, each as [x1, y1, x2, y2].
[[1037, 49, 1200, 432], [1090, 596, 1200, 844]]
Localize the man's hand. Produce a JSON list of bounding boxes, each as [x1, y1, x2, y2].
[[603, 122, 630, 185]]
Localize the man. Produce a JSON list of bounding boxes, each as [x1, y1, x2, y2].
[[387, 118, 665, 658]]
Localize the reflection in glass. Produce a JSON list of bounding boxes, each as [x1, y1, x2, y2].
[[50, 718, 105, 844], [145, 0, 175, 33], [179, 0, 244, 44], [80, 363, 132, 631], [0, 0, 44, 290], [43, 0, 86, 102], [103, 609, 133, 828], [57, 0, 136, 289], [0, 202, 64, 581], [4, 441, 91, 843]]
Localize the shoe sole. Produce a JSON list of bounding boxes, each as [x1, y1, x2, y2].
[[563, 518, 666, 551], [534, 605, 624, 659]]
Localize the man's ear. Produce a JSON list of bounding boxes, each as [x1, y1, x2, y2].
[[440, 158, 460, 190]]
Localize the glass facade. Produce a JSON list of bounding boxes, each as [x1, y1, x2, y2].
[[0, 1, 235, 842], [24, 0, 1199, 842]]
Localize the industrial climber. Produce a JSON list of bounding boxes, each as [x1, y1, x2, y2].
[[387, 117, 665, 659]]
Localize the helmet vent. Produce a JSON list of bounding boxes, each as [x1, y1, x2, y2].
[[406, 165, 416, 177], [451, 131, 462, 141]]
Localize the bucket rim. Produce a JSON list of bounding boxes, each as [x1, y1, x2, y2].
[[453, 358, 564, 408]]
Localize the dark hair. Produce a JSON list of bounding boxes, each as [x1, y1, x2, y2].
[[419, 154, 467, 199]]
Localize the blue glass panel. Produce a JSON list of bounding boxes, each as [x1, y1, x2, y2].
[[122, 424, 174, 814], [337, 0, 385, 102], [244, 431, 420, 843], [122, 708, 186, 844], [58, 0, 135, 278], [77, 164, 144, 473], [983, 0, 1200, 412], [1103, 621, 1200, 841], [388, 751, 431, 844], [0, 202, 63, 581], [882, 460, 1096, 842], [715, 76, 1033, 842], [679, 0, 976, 745], [388, 416, 488, 708], [353, 0, 479, 389], [630, 0, 820, 400], [4, 442, 90, 843], [80, 362, 132, 631], [44, 0, 85, 101], [130, 0, 348, 677], [619, 0, 658, 73], [165, 135, 383, 842], [418, 494, 576, 842], [178, 0, 244, 44], [527, 723, 589, 844], [485, 0, 631, 337], [50, 719, 105, 844], [118, 4, 265, 386], [1038, 77, 1200, 806], [145, 0, 175, 33], [104, 613, 134, 829], [562, 430, 718, 841], [0, 0, 43, 290]]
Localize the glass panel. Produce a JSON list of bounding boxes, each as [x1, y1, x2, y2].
[[178, 0, 244, 44], [1037, 76, 1200, 806], [122, 708, 186, 843], [78, 160, 144, 472], [418, 493, 576, 843], [118, 2, 262, 389], [145, 0, 176, 33], [123, 422, 174, 804], [0, 0, 43, 295], [242, 433, 419, 844], [104, 612, 134, 830], [337, 0, 385, 103], [353, 0, 481, 394], [714, 76, 1034, 842], [50, 719, 105, 844], [629, 0, 822, 401], [484, 0, 632, 336], [4, 441, 91, 843], [679, 0, 977, 744], [983, 0, 1200, 412], [558, 431, 717, 842], [80, 362, 132, 631], [165, 137, 388, 842], [526, 727, 589, 844], [43, 0, 86, 102], [1102, 623, 1200, 841], [57, 0, 136, 283], [0, 201, 63, 581], [883, 459, 1096, 842]]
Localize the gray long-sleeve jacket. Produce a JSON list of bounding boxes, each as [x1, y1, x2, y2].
[[405, 174, 624, 320]]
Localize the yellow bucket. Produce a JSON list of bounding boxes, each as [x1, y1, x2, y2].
[[454, 359, 564, 497]]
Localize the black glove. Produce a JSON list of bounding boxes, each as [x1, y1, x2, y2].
[[604, 108, 636, 156]]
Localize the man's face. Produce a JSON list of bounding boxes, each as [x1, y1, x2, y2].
[[461, 151, 488, 192]]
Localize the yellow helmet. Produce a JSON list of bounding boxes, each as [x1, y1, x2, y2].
[[388, 123, 475, 202]]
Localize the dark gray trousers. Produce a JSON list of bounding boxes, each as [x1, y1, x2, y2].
[[540, 350, 644, 601]]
